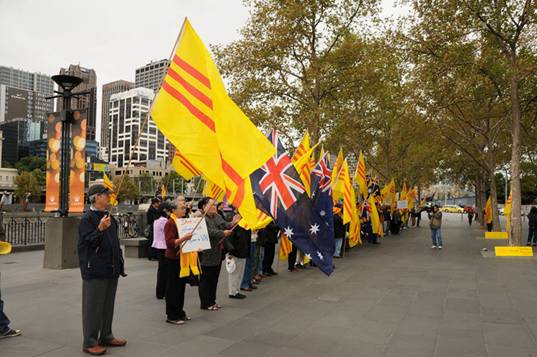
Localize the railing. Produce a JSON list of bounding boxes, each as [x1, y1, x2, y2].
[[3, 211, 147, 248], [3, 214, 48, 247]]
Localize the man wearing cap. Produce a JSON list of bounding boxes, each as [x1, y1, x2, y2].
[[78, 184, 127, 355], [0, 212, 22, 339]]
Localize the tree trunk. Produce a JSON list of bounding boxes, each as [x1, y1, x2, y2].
[[477, 175, 487, 229], [475, 182, 481, 223], [489, 173, 501, 231], [508, 56, 522, 246]]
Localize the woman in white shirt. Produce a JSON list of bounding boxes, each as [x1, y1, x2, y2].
[[152, 202, 173, 299]]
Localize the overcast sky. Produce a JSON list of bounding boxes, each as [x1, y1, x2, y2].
[[0, 0, 407, 143]]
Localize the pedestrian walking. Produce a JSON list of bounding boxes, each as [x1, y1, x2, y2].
[[78, 184, 127, 356], [527, 206, 537, 246], [467, 209, 474, 226], [428, 204, 443, 249]]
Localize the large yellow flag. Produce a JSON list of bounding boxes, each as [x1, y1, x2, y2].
[[504, 190, 512, 234], [171, 147, 201, 180], [292, 132, 318, 196], [203, 179, 225, 201], [331, 149, 344, 188], [407, 186, 417, 210], [341, 160, 360, 246], [400, 182, 408, 201], [151, 19, 275, 226], [103, 173, 118, 206], [354, 150, 368, 199], [368, 196, 383, 236], [485, 196, 492, 224]]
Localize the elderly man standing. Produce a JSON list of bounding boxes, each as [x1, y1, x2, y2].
[[78, 184, 127, 355]]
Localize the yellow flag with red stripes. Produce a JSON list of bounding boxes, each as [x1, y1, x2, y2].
[[151, 19, 275, 227], [278, 232, 293, 259], [340, 160, 360, 246], [171, 147, 201, 180], [353, 151, 368, 199], [292, 132, 313, 196], [368, 195, 383, 236], [103, 173, 118, 206], [485, 196, 492, 224], [203, 179, 225, 201]]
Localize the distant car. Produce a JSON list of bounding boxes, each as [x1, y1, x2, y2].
[[440, 205, 464, 213]]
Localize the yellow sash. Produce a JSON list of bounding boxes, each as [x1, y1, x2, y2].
[[171, 213, 201, 278]]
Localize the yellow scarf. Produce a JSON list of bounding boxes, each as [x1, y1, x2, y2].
[[171, 213, 201, 278]]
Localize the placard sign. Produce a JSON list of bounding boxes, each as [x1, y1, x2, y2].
[[397, 200, 408, 209], [177, 217, 211, 253]]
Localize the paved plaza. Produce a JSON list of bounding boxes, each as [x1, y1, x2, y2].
[[1, 214, 537, 357]]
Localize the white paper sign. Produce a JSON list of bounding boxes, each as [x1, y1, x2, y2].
[[397, 200, 408, 209], [176, 217, 211, 253]]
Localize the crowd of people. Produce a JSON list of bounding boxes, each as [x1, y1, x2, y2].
[[2, 182, 535, 355]]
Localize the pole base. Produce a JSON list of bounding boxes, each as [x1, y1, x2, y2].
[[43, 216, 81, 269]]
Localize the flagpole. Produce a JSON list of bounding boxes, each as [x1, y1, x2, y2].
[[115, 17, 188, 199]]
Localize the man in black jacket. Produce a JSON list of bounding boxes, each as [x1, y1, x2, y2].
[[79, 184, 127, 356], [260, 222, 279, 276], [146, 197, 160, 260]]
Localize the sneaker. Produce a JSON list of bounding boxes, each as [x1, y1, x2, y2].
[[431, 245, 437, 249], [0, 328, 22, 339], [229, 293, 246, 299], [438, 246, 443, 249]]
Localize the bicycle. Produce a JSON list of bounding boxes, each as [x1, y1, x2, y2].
[[121, 212, 139, 238]]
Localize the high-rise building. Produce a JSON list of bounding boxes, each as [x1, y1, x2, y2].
[[0, 118, 44, 164], [135, 59, 169, 92], [0, 66, 54, 123], [108, 88, 167, 167], [101, 80, 135, 149], [57, 64, 97, 141]]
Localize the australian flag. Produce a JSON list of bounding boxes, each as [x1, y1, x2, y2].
[[311, 152, 334, 243], [250, 129, 335, 275]]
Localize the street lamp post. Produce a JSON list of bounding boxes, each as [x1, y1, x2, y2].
[[43, 75, 91, 269], [47, 75, 91, 216]]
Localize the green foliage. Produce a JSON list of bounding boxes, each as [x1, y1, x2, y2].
[[15, 156, 46, 173], [113, 175, 139, 202], [14, 171, 40, 199]]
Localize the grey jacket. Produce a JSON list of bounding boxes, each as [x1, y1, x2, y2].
[[201, 214, 232, 267]]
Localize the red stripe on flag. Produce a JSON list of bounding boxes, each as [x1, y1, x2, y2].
[[173, 55, 211, 89], [175, 151, 201, 175], [167, 67, 213, 109], [179, 158, 199, 176], [162, 80, 215, 132]]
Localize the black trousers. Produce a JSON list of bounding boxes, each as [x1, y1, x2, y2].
[[288, 245, 297, 270], [155, 249, 168, 299], [198, 264, 221, 309], [165, 258, 187, 321], [82, 278, 118, 348], [262, 242, 276, 274]]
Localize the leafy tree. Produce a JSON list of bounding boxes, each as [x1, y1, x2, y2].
[[215, 0, 380, 144], [15, 171, 40, 200], [15, 156, 46, 173], [113, 174, 139, 202]]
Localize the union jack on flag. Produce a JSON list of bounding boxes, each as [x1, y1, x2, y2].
[[257, 129, 305, 218], [250, 129, 335, 276]]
